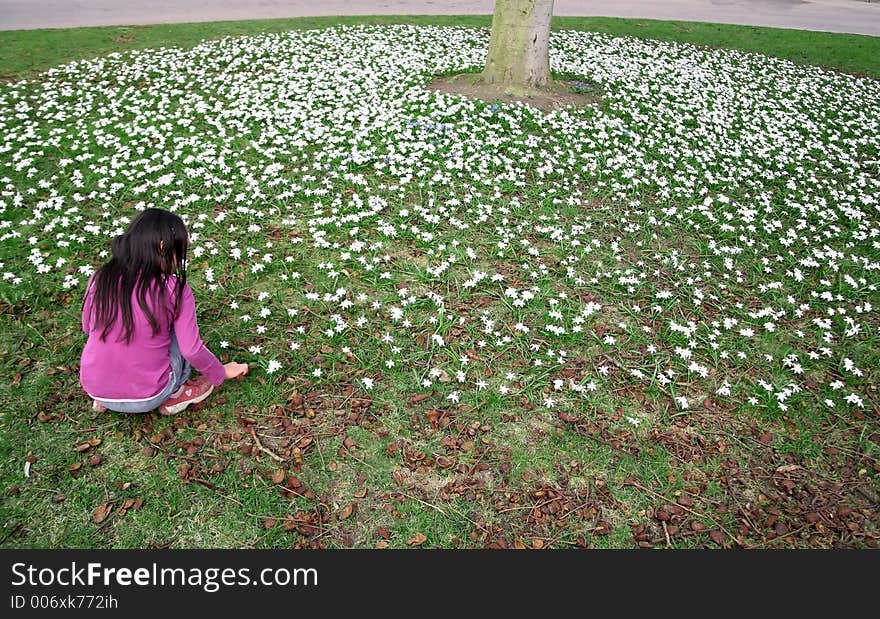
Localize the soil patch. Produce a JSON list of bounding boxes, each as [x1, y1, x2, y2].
[[427, 73, 601, 112]]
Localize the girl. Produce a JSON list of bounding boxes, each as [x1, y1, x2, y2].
[[80, 208, 248, 415]]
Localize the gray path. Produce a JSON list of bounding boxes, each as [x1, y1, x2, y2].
[[0, 0, 878, 36]]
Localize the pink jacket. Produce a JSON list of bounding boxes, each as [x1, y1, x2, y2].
[[80, 275, 225, 400]]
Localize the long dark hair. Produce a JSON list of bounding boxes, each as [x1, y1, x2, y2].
[[88, 208, 188, 343]]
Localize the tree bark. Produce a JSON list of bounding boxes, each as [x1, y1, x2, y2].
[[482, 0, 554, 89]]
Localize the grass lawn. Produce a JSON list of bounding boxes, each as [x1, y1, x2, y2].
[[0, 18, 878, 549], [0, 15, 878, 80]]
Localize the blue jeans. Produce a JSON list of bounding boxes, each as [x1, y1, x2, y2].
[[94, 331, 192, 413]]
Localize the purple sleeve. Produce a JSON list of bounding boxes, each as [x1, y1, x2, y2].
[[173, 284, 226, 387]]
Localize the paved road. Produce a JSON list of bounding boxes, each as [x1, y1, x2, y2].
[[0, 0, 878, 36]]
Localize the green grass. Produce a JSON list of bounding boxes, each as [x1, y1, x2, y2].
[[0, 17, 877, 550], [0, 14, 878, 81]]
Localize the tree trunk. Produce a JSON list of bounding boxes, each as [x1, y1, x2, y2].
[[482, 0, 554, 89]]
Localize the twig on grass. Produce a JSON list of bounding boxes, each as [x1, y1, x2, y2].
[[249, 427, 284, 462], [746, 525, 811, 549], [59, 420, 122, 433], [397, 491, 447, 516], [206, 487, 288, 521], [397, 490, 490, 534], [497, 496, 558, 515], [625, 479, 743, 548], [23, 321, 52, 348], [313, 433, 326, 470], [342, 449, 377, 471], [0, 524, 23, 546], [147, 442, 199, 463]]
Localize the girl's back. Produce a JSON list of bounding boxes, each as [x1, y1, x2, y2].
[[80, 274, 183, 401]]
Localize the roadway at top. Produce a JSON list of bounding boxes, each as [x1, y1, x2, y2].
[[0, 0, 878, 36]]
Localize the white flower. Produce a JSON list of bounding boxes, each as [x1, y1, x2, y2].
[[266, 360, 282, 374], [844, 393, 864, 408]]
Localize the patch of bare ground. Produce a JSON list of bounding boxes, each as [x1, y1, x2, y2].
[[426, 73, 600, 112]]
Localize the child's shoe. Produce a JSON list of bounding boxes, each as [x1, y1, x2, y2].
[[92, 400, 107, 412], [158, 378, 213, 415]]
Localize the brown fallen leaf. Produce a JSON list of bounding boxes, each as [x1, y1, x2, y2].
[[271, 468, 285, 484], [375, 541, 390, 549], [709, 530, 724, 545], [408, 393, 431, 405], [67, 462, 82, 472], [595, 521, 612, 536], [531, 537, 545, 549], [74, 443, 92, 453], [406, 532, 427, 546], [435, 455, 454, 469], [354, 488, 368, 499], [92, 503, 112, 524], [339, 503, 355, 521], [775, 464, 803, 474]]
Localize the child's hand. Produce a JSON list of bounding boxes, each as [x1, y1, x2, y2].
[[224, 362, 249, 380]]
